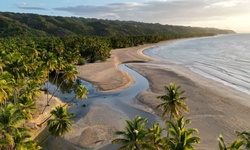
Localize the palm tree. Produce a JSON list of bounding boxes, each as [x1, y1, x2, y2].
[[0, 104, 24, 135], [52, 57, 66, 86], [0, 104, 25, 149], [0, 131, 14, 150], [25, 41, 39, 62], [147, 123, 165, 150], [74, 85, 88, 99], [29, 64, 47, 86], [45, 64, 78, 104], [13, 130, 41, 150], [12, 78, 26, 104], [236, 131, 250, 149], [0, 72, 13, 104], [17, 96, 37, 120], [156, 83, 189, 121], [62, 65, 78, 83], [0, 57, 5, 73], [165, 116, 201, 150], [112, 116, 153, 150], [43, 52, 57, 104], [218, 135, 244, 150], [23, 79, 41, 101], [47, 105, 74, 137], [62, 84, 88, 106]]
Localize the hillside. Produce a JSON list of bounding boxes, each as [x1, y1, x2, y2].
[[0, 12, 235, 37]]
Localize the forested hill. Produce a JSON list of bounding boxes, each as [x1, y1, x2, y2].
[[0, 12, 235, 37]]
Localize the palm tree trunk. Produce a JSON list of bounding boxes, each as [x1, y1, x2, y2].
[[39, 97, 75, 126], [41, 94, 75, 115], [167, 112, 172, 138], [48, 71, 59, 89], [47, 80, 65, 104], [135, 143, 139, 150], [47, 72, 49, 105]]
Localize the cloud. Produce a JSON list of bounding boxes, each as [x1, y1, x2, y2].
[[53, 0, 250, 31], [15, 3, 48, 10], [54, 2, 144, 16]]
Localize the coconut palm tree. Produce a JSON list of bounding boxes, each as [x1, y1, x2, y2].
[[40, 84, 88, 124], [47, 105, 74, 137], [165, 116, 201, 150], [0, 104, 26, 149], [74, 85, 88, 99], [62, 65, 78, 83], [156, 83, 189, 121], [46, 64, 78, 103], [52, 57, 66, 85], [0, 104, 24, 135], [218, 135, 244, 150], [12, 78, 26, 104], [13, 130, 41, 150], [30, 67, 47, 85], [0, 72, 13, 104], [17, 96, 37, 120], [23, 79, 41, 101], [25, 41, 39, 62], [0, 57, 5, 73], [236, 131, 250, 149], [45, 57, 66, 104], [112, 116, 153, 150], [0, 131, 13, 150], [147, 123, 165, 150], [62, 84, 88, 106], [43, 52, 57, 104]]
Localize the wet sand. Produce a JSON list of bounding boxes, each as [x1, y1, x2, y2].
[[43, 39, 250, 150]]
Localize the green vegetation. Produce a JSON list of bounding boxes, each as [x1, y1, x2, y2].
[[47, 105, 74, 137], [165, 117, 201, 149], [0, 104, 41, 149], [0, 11, 238, 149], [156, 83, 189, 121], [112, 116, 153, 149], [0, 35, 89, 149], [112, 83, 250, 150], [0, 12, 234, 38]]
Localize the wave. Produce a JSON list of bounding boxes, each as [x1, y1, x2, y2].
[[146, 34, 250, 96]]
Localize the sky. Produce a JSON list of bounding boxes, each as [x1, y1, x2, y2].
[[1, 0, 250, 33]]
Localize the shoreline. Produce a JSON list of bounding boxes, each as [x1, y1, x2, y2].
[[29, 94, 64, 139], [128, 63, 250, 149], [76, 40, 175, 92], [43, 38, 250, 150]]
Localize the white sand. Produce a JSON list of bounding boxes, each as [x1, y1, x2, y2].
[[41, 39, 250, 150]]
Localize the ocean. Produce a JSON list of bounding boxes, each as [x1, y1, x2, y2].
[[145, 34, 250, 95]]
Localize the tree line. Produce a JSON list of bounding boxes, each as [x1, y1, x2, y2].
[[0, 16, 237, 149], [0, 12, 235, 38], [0, 35, 90, 149], [1, 33, 245, 149], [0, 33, 221, 64]]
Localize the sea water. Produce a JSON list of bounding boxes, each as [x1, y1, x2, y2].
[[145, 34, 250, 95]]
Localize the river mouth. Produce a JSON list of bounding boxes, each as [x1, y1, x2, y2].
[[41, 63, 163, 149]]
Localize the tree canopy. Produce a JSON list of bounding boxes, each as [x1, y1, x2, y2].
[[0, 12, 235, 38]]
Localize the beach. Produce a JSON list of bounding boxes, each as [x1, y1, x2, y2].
[[42, 39, 250, 150]]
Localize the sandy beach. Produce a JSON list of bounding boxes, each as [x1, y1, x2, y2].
[[41, 39, 250, 150]]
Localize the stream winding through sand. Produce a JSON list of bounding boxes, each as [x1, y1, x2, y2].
[[43, 63, 163, 149]]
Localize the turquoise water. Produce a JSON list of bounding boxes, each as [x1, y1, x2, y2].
[[145, 34, 250, 95]]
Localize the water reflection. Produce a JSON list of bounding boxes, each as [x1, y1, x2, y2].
[[40, 64, 164, 150], [42, 64, 159, 123]]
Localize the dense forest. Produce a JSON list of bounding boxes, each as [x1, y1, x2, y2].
[[0, 12, 235, 38], [0, 11, 237, 149]]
